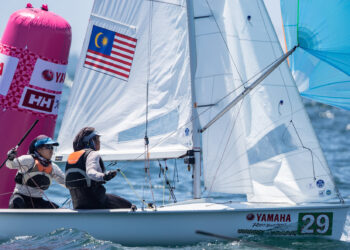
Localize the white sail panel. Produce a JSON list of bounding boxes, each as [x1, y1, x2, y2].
[[56, 0, 193, 161], [194, 0, 338, 203]]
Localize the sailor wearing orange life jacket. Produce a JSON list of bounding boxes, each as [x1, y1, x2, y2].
[[65, 127, 132, 209], [6, 135, 65, 208]]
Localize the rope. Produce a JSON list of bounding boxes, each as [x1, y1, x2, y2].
[[15, 157, 57, 209], [158, 160, 177, 203], [289, 120, 316, 179], [118, 169, 150, 208]]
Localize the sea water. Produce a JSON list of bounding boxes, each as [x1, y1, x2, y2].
[[1, 85, 350, 249]]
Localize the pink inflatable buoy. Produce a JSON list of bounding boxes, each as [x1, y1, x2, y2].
[[0, 4, 71, 208]]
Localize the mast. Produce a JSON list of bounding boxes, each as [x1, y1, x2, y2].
[[186, 0, 201, 199]]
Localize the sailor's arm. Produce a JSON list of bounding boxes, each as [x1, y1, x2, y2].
[[51, 163, 65, 186], [86, 151, 105, 182], [6, 155, 34, 172]]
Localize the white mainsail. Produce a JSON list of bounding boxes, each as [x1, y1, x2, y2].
[[193, 0, 338, 203], [56, 0, 193, 161]]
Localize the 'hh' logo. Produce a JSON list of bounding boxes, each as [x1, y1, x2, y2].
[[22, 88, 55, 112]]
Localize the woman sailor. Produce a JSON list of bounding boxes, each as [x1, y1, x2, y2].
[[65, 127, 132, 209], [6, 135, 65, 208]]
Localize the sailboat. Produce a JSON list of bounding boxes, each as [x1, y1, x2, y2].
[[0, 0, 348, 246]]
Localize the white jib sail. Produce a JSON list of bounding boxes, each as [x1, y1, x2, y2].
[[56, 0, 193, 161], [194, 0, 339, 203]]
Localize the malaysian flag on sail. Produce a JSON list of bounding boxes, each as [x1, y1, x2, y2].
[[84, 25, 137, 81]]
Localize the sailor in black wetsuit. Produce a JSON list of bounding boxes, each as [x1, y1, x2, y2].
[[65, 127, 132, 209], [6, 135, 65, 209]]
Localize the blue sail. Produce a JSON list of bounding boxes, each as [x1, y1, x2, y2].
[[281, 0, 350, 109]]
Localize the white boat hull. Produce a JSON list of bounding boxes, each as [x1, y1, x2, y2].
[[0, 202, 348, 246]]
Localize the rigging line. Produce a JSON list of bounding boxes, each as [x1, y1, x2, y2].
[[257, 0, 295, 120], [16, 158, 57, 209], [289, 120, 316, 179], [114, 56, 289, 171], [162, 160, 177, 202], [113, 65, 293, 178], [173, 159, 179, 185], [0, 191, 19, 197], [204, 0, 244, 83], [201, 42, 297, 133], [115, 96, 301, 177], [202, 0, 283, 90], [17, 162, 35, 208], [119, 169, 150, 208], [203, 145, 334, 193], [207, 97, 245, 196], [196, 52, 283, 113], [289, 121, 344, 203], [162, 164, 165, 206], [60, 196, 72, 208]]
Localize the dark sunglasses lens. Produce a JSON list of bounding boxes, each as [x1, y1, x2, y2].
[[45, 145, 53, 150]]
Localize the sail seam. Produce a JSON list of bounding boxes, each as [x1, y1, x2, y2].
[[195, 32, 280, 44], [90, 14, 137, 30], [145, 0, 185, 7]]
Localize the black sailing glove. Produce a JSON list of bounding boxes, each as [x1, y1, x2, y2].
[[7, 148, 17, 161], [103, 170, 117, 181]]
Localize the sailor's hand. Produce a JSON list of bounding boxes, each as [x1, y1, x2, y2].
[[103, 170, 117, 181], [7, 148, 17, 161]]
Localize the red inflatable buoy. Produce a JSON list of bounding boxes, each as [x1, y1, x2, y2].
[[0, 4, 71, 207]]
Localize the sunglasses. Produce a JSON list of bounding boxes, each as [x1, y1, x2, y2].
[[43, 145, 54, 150]]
